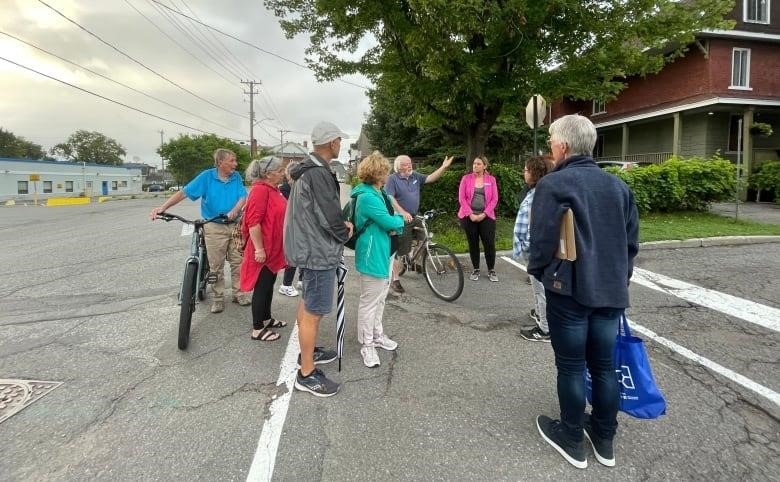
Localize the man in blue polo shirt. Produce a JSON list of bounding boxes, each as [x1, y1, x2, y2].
[[150, 148, 248, 313], [386, 154, 453, 294]]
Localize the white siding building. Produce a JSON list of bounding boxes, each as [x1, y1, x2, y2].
[[0, 158, 143, 202]]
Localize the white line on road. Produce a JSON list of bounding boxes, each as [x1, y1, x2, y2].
[[632, 267, 780, 332], [247, 325, 300, 482], [499, 256, 780, 407]]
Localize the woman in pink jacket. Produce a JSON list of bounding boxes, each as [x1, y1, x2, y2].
[[457, 155, 500, 282]]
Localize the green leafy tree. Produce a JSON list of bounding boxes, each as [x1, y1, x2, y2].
[[267, 0, 734, 159], [50, 130, 126, 165], [0, 127, 47, 159], [158, 134, 250, 185]]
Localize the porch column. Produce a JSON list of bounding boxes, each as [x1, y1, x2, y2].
[[672, 112, 681, 157], [621, 123, 629, 159], [741, 108, 754, 179]]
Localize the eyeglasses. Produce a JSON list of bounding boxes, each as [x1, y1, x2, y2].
[[263, 157, 275, 172]]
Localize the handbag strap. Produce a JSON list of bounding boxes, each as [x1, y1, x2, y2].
[[619, 313, 632, 337]]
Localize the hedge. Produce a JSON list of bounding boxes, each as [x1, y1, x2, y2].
[[413, 155, 736, 216]]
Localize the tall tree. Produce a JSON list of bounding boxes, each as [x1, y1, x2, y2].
[[266, 0, 734, 159], [0, 127, 47, 159], [51, 130, 126, 165], [158, 134, 250, 185]]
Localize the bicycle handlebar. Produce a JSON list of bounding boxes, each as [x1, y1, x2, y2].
[[416, 209, 445, 221], [155, 212, 230, 226]]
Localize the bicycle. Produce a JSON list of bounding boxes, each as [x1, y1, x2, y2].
[[397, 209, 464, 302], [155, 212, 226, 349]]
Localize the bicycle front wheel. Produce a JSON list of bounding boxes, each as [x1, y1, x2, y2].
[[179, 261, 198, 350], [422, 244, 464, 302]]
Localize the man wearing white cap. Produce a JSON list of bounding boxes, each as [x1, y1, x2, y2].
[[284, 121, 352, 397]]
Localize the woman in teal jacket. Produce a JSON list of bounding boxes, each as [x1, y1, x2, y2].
[[351, 151, 405, 368]]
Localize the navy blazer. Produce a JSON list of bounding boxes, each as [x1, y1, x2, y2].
[[527, 155, 639, 308]]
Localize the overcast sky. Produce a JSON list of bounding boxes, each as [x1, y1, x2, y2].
[[0, 0, 372, 167]]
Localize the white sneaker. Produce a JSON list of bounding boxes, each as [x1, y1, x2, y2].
[[360, 346, 380, 368], [375, 335, 398, 351], [278, 285, 299, 297]]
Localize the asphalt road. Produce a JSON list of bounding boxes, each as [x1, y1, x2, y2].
[[0, 198, 778, 481]]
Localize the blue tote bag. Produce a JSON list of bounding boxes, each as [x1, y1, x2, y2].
[[585, 315, 667, 419]]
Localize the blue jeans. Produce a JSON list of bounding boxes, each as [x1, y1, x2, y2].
[[546, 291, 621, 442]]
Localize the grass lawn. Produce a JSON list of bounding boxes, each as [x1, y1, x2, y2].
[[426, 211, 780, 254]]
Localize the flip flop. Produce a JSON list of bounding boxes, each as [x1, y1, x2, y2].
[[265, 318, 288, 328], [251, 327, 280, 341]]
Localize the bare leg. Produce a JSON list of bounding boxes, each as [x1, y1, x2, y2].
[[297, 300, 321, 376]]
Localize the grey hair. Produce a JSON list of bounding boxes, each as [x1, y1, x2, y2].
[[213, 148, 236, 166], [246, 156, 283, 182], [394, 154, 411, 173], [548, 114, 597, 157]]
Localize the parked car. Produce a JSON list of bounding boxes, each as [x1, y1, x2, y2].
[[168, 186, 180, 192], [596, 161, 650, 171], [148, 184, 164, 192]]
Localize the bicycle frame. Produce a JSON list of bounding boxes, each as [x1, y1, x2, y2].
[[180, 224, 207, 305]]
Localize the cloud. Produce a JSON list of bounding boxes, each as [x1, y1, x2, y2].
[[0, 0, 371, 166]]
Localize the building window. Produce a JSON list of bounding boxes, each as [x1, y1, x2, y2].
[[593, 99, 606, 115], [43, 181, 53, 193], [730, 48, 751, 89], [119, 180, 128, 188], [86, 181, 93, 189], [18, 181, 28, 194], [112, 181, 118, 190], [744, 0, 769, 23], [65, 181, 74, 192]]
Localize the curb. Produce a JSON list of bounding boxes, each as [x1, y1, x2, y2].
[[639, 235, 780, 249]]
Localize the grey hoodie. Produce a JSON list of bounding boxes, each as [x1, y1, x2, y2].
[[283, 153, 349, 270]]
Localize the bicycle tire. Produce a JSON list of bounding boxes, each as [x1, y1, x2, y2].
[[179, 261, 198, 350], [422, 244, 464, 302], [397, 255, 408, 277], [197, 253, 209, 301]]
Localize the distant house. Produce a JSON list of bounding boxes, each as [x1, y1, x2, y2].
[[551, 0, 780, 177], [0, 158, 143, 201], [268, 142, 309, 163]]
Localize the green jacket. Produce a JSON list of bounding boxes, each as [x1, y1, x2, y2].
[[351, 183, 405, 279]]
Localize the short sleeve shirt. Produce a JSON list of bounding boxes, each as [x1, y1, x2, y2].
[[183, 168, 247, 219], [385, 172, 428, 215]]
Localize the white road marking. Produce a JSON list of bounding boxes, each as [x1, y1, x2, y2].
[[632, 267, 780, 332], [500, 255, 780, 407], [247, 325, 300, 482]]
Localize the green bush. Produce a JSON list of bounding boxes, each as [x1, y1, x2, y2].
[[749, 160, 780, 202], [417, 162, 525, 218], [613, 155, 735, 213]]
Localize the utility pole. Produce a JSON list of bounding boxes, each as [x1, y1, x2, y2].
[[279, 129, 291, 162], [241, 80, 260, 157], [158, 129, 164, 172]]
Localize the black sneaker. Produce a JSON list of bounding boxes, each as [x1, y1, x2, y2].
[[520, 326, 551, 343], [584, 415, 615, 467], [536, 415, 587, 469], [390, 280, 405, 294], [294, 368, 339, 397], [469, 269, 480, 281], [296, 346, 337, 366], [529, 309, 540, 324]]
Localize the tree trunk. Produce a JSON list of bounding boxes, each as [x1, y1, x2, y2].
[[464, 103, 502, 161]]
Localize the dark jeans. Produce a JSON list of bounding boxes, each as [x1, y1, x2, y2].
[[545, 291, 621, 442], [282, 266, 298, 286], [460, 216, 496, 271], [252, 266, 277, 330]]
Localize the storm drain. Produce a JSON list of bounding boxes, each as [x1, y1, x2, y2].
[[0, 379, 62, 424]]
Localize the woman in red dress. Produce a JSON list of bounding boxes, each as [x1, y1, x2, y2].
[[240, 156, 289, 341]]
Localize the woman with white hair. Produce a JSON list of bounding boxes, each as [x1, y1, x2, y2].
[[240, 156, 290, 341]]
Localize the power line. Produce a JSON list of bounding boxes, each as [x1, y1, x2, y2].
[[122, 0, 238, 88], [148, 0, 371, 90], [37, 0, 247, 120], [0, 55, 242, 140], [0, 30, 246, 138]]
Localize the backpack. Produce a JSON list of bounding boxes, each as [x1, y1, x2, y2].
[[342, 192, 372, 250]]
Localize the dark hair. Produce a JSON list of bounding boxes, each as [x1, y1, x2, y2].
[[524, 156, 548, 187]]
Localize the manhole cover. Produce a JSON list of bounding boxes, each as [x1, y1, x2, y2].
[[0, 379, 62, 424]]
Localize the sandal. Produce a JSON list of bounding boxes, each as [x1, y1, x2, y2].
[[251, 327, 280, 341], [265, 318, 288, 328]]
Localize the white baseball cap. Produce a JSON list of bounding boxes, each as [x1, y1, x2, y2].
[[311, 121, 349, 146]]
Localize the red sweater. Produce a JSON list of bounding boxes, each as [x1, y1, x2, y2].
[[240, 181, 287, 291]]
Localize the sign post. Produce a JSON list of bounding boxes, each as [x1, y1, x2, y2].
[[525, 95, 547, 155], [29, 174, 40, 205]]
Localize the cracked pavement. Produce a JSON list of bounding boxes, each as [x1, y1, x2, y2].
[[1, 198, 778, 481]]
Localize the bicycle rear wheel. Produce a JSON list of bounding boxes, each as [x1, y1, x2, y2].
[[179, 261, 198, 350], [422, 244, 464, 302]]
